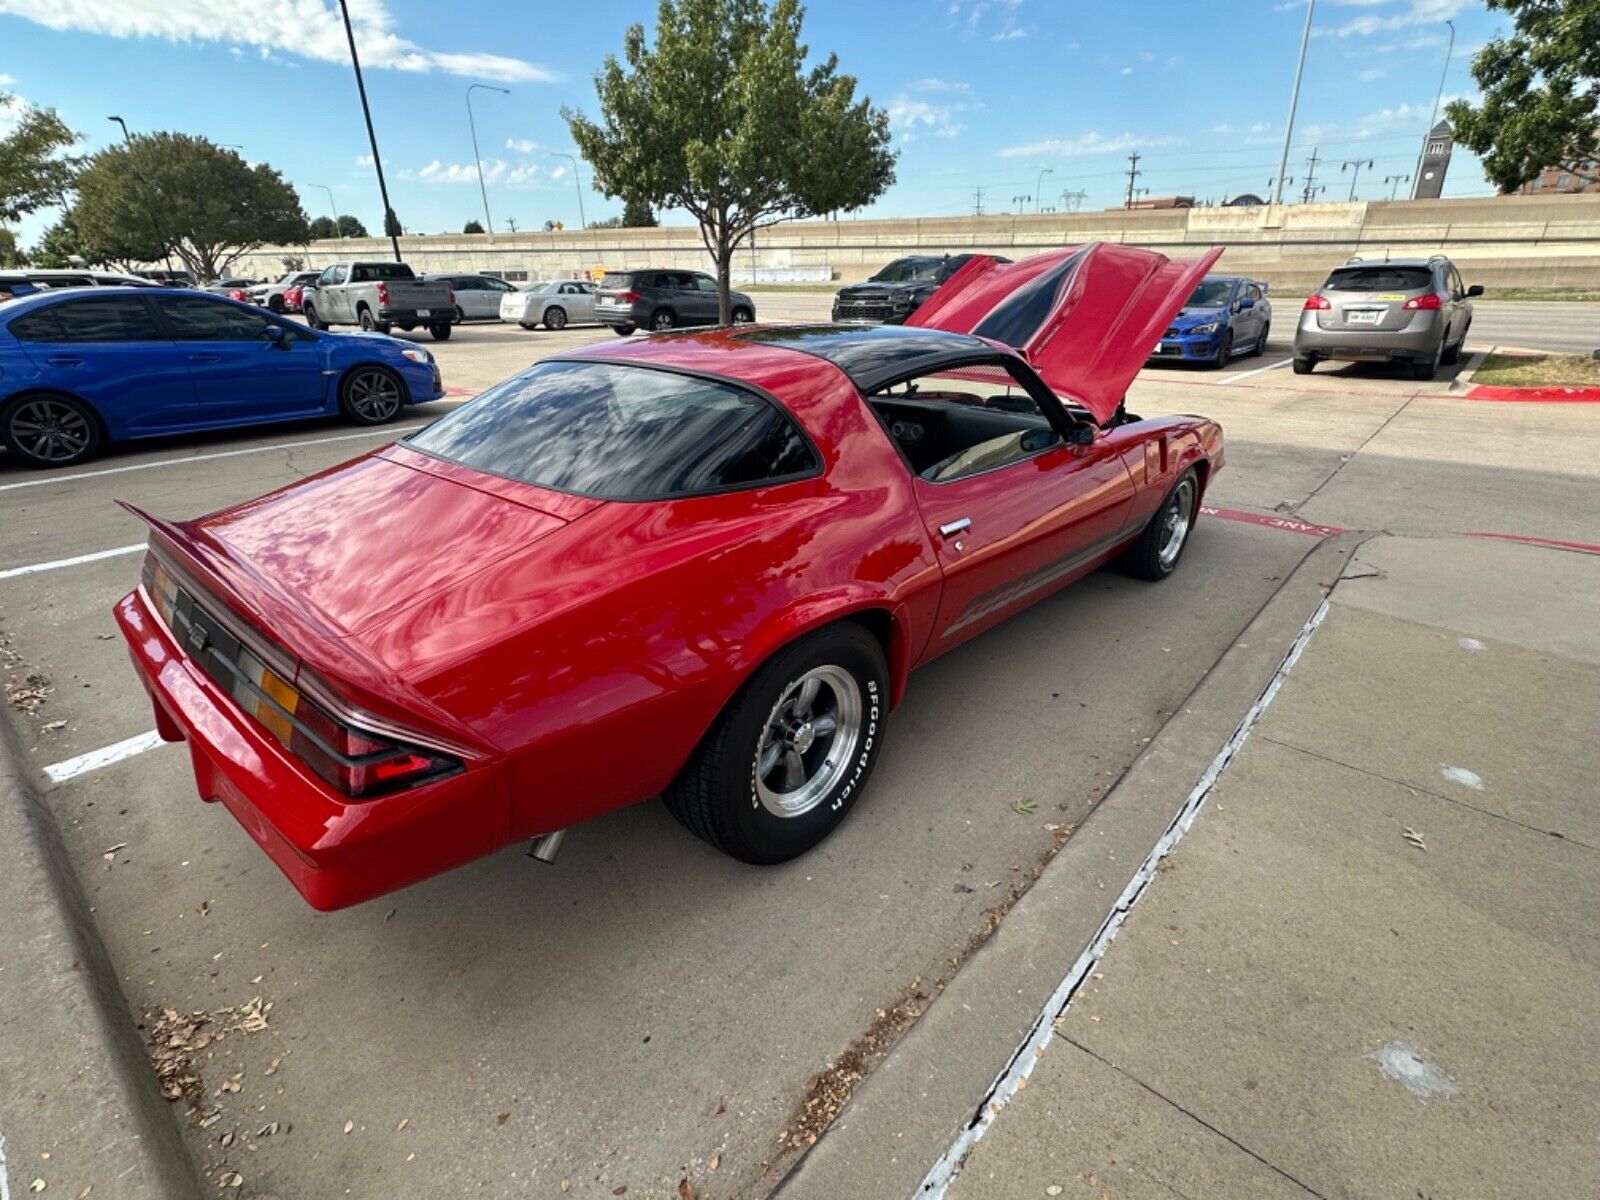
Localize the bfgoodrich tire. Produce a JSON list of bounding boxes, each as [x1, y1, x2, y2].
[[665, 623, 889, 865], [1117, 468, 1200, 581]]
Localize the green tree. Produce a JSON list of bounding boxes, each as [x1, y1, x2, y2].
[[309, 215, 338, 239], [310, 213, 369, 239], [0, 93, 80, 223], [0, 226, 25, 267], [384, 209, 403, 239], [1446, 0, 1600, 192], [73, 134, 308, 279], [337, 214, 368, 238], [462, 218, 486, 234], [622, 196, 658, 227], [30, 213, 89, 268], [565, 0, 894, 322]]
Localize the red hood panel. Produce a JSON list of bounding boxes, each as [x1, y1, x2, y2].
[[907, 243, 1224, 423], [189, 454, 570, 637]]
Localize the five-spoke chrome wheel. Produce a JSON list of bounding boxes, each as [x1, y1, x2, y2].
[[1158, 476, 1195, 569], [754, 665, 862, 818], [8, 397, 94, 464], [342, 369, 403, 424]]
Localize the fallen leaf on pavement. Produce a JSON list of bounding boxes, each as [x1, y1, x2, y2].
[[496, 1112, 509, 1126], [219, 1173, 243, 1189], [1046, 1188, 1063, 1197], [29, 1180, 45, 1194], [397, 1118, 409, 1132], [101, 843, 127, 861], [613, 1188, 628, 1196], [560, 1180, 570, 1193], [709, 1153, 720, 1171], [343, 1120, 354, 1134], [1010, 799, 1037, 815], [678, 1180, 697, 1200], [42, 719, 66, 731], [1403, 827, 1427, 851]]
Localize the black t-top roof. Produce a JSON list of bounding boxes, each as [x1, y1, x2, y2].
[[733, 324, 998, 392]]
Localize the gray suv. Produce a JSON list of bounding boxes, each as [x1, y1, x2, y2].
[[594, 269, 756, 335], [1294, 255, 1481, 380]]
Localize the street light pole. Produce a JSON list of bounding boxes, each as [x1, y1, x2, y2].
[[1273, 0, 1315, 208], [1384, 173, 1411, 201], [1341, 157, 1374, 201], [1035, 168, 1052, 213], [1410, 18, 1455, 199], [108, 116, 176, 274], [549, 152, 587, 229], [466, 83, 510, 240], [337, 0, 402, 261], [308, 184, 343, 237]]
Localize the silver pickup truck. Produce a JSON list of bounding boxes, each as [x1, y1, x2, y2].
[[302, 261, 456, 341]]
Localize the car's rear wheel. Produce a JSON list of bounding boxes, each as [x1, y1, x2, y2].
[[1411, 341, 1442, 381], [1209, 330, 1232, 369], [358, 308, 391, 335], [665, 623, 888, 865], [429, 323, 452, 341], [303, 303, 326, 331], [1251, 322, 1270, 356], [650, 308, 677, 332], [338, 366, 406, 425], [454, 306, 466, 324], [1441, 325, 1464, 365], [2, 393, 103, 469], [543, 306, 567, 331], [267, 295, 285, 314], [1118, 468, 1200, 581], [1292, 355, 1314, 374], [731, 306, 754, 324], [612, 324, 636, 337]]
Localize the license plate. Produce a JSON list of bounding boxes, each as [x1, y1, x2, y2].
[[1346, 310, 1382, 325], [1158, 343, 1181, 355], [417, 308, 431, 318]]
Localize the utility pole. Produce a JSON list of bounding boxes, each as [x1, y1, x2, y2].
[[1301, 148, 1323, 204], [1060, 187, 1086, 212], [1383, 173, 1411, 201], [1412, 18, 1455, 199], [1273, 0, 1315, 208], [467, 83, 510, 240], [1269, 175, 1293, 196], [1124, 151, 1142, 209], [972, 186, 985, 216], [1341, 157, 1374, 201], [1035, 167, 1053, 213], [338, 0, 402, 261]]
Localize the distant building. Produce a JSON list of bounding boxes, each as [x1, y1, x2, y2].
[[1224, 193, 1266, 207], [1413, 120, 1453, 200], [1124, 195, 1196, 210], [1513, 130, 1600, 194]]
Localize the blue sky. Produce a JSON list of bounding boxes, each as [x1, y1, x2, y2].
[[2, 0, 1503, 246]]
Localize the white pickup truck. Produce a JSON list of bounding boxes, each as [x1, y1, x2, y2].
[[302, 261, 456, 341]]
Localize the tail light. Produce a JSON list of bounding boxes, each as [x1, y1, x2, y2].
[[1402, 292, 1442, 311], [141, 554, 460, 799], [1303, 294, 1331, 310], [376, 281, 389, 306], [614, 290, 640, 303], [448, 285, 457, 305], [229, 288, 249, 302]]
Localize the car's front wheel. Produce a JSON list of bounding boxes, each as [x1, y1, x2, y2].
[[1, 393, 104, 469], [731, 306, 754, 324], [303, 303, 326, 331], [1292, 355, 1315, 374], [1118, 468, 1200, 581], [611, 324, 636, 337], [650, 308, 677, 332], [338, 366, 406, 425], [665, 623, 888, 865], [1208, 330, 1233, 369]]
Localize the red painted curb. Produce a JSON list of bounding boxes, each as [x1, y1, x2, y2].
[[1201, 506, 1345, 538], [1463, 384, 1600, 403], [1457, 530, 1600, 555]]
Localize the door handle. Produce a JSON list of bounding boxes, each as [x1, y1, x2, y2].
[[939, 517, 972, 538], [45, 355, 82, 367]]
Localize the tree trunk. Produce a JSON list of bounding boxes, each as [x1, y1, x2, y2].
[[715, 234, 734, 326]]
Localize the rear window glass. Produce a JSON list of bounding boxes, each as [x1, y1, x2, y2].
[[405, 361, 819, 500], [1324, 267, 1432, 292], [352, 263, 416, 282], [599, 273, 634, 290]]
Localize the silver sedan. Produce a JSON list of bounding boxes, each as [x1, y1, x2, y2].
[[499, 279, 599, 330]]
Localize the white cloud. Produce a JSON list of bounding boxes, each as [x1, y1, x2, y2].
[[990, 26, 1028, 41], [0, 73, 15, 85], [1119, 66, 1134, 76], [1325, 0, 1472, 37], [887, 94, 970, 143], [0, 0, 557, 83], [1359, 66, 1386, 80], [907, 77, 970, 93], [505, 137, 540, 153], [997, 132, 1178, 159], [405, 158, 547, 188]]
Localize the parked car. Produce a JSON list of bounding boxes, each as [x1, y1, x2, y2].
[[302, 261, 456, 340], [3, 269, 160, 290], [0, 288, 442, 469], [594, 269, 755, 335], [1147, 275, 1271, 367], [499, 279, 599, 330], [246, 270, 324, 314], [113, 241, 1223, 910], [830, 254, 1004, 325], [422, 273, 522, 322], [135, 269, 197, 287], [1294, 254, 1480, 379], [201, 277, 259, 296], [282, 284, 307, 314]]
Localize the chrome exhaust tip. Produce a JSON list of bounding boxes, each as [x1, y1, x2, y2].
[[527, 829, 565, 864]]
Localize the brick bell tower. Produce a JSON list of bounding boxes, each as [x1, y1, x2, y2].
[[1412, 119, 1454, 200]]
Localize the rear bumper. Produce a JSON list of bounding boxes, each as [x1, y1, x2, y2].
[[594, 304, 644, 328], [1293, 311, 1442, 361], [379, 307, 453, 325], [114, 587, 503, 911]]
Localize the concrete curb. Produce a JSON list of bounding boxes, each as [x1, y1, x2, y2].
[[1450, 347, 1492, 393], [0, 718, 206, 1199], [775, 531, 1365, 1200]]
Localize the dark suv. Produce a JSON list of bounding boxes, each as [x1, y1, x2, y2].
[[593, 269, 756, 335], [831, 254, 1003, 325], [1294, 254, 1481, 380]]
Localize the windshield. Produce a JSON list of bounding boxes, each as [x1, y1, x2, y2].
[[405, 361, 817, 500], [1325, 266, 1432, 292], [1184, 279, 1235, 308], [870, 258, 941, 284]]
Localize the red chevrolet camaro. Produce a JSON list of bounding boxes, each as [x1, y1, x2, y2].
[[116, 243, 1225, 910]]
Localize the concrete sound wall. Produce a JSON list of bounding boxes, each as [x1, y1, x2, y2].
[[235, 193, 1600, 292]]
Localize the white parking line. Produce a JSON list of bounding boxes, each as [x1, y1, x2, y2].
[[0, 543, 145, 581], [0, 417, 448, 494], [1217, 356, 1293, 385], [43, 730, 165, 784]]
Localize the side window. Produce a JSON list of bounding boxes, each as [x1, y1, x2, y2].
[[159, 296, 283, 341], [39, 297, 163, 343], [9, 308, 67, 342], [580, 282, 597, 294], [350, 265, 370, 283], [694, 275, 719, 293], [868, 360, 1057, 484], [488, 278, 515, 292]]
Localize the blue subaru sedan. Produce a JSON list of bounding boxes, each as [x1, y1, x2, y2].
[[1147, 275, 1272, 369], [0, 288, 443, 468]]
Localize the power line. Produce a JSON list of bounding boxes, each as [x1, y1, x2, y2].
[[1124, 151, 1142, 208], [1301, 146, 1324, 204], [972, 186, 985, 216]]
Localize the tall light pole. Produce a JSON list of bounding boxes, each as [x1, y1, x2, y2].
[[308, 183, 343, 236], [1341, 157, 1374, 201], [466, 83, 509, 239], [1035, 168, 1053, 213], [1011, 193, 1030, 214], [108, 116, 176, 274], [1273, 0, 1315, 208], [337, 0, 401, 261], [1384, 173, 1411, 201], [548, 152, 587, 229], [1411, 18, 1455, 199]]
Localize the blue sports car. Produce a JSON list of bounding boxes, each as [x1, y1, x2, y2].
[[1147, 274, 1271, 368], [0, 288, 443, 468]]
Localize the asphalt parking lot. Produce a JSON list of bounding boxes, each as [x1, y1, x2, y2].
[[3, 293, 1598, 1199]]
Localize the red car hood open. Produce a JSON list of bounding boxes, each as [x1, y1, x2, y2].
[[905, 242, 1224, 424]]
